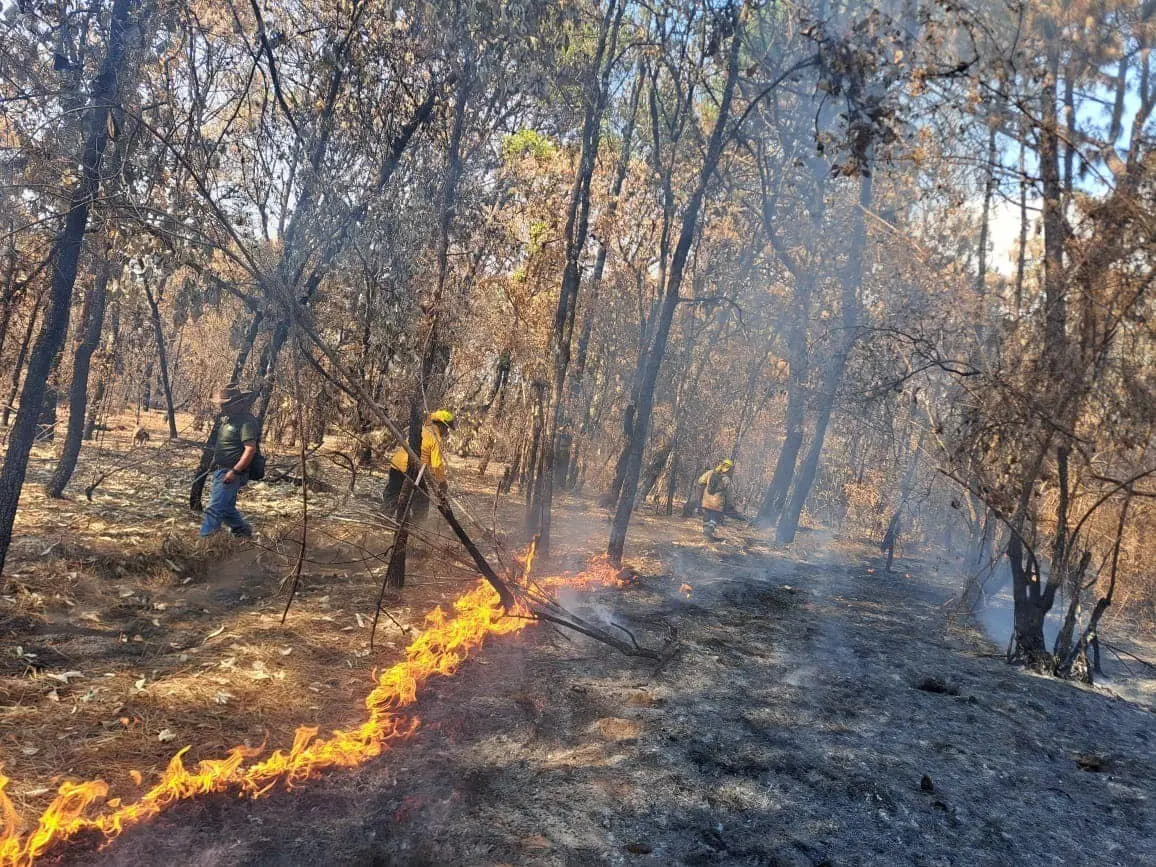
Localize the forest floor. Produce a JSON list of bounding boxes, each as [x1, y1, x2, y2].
[[3, 415, 1156, 865]]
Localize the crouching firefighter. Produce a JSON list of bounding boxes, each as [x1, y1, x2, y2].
[[696, 459, 741, 541], [384, 409, 455, 520]]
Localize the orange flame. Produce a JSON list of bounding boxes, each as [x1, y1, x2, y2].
[[517, 537, 538, 581], [0, 581, 527, 866], [0, 552, 627, 866]]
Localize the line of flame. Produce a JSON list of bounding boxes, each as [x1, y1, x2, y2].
[[0, 579, 541, 866]]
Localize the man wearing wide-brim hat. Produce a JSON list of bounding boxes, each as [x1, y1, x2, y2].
[[200, 383, 260, 538]]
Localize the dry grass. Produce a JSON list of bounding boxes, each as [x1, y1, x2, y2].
[[0, 413, 519, 823]]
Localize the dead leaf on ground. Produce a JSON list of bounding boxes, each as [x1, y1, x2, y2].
[[46, 671, 84, 684], [591, 717, 640, 741]]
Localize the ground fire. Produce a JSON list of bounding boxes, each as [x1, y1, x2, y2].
[[0, 557, 623, 867]]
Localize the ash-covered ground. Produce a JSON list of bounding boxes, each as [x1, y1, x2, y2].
[[75, 517, 1156, 867]]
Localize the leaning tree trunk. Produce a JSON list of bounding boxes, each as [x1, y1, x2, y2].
[[776, 171, 872, 545], [143, 277, 178, 439], [757, 277, 810, 526], [46, 257, 111, 497], [608, 19, 742, 565], [0, 0, 140, 578]]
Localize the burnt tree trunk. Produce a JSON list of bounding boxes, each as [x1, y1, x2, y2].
[[0, 236, 19, 358], [387, 61, 471, 589], [1008, 533, 1051, 665], [608, 19, 742, 565], [85, 296, 119, 440], [476, 351, 511, 478], [0, 0, 140, 578], [530, 0, 621, 556], [2, 288, 45, 428], [975, 124, 997, 297], [878, 431, 924, 571], [776, 170, 872, 545], [564, 62, 642, 495], [142, 277, 178, 439], [755, 144, 823, 527], [757, 280, 809, 526], [46, 257, 111, 497], [636, 439, 673, 506]]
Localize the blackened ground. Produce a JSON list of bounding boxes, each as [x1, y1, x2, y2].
[[71, 520, 1156, 867]]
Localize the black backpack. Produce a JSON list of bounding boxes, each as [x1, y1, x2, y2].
[[248, 449, 266, 481]]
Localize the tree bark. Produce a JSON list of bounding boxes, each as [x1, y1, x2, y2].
[[757, 276, 811, 525], [1014, 135, 1028, 316], [608, 18, 742, 565], [2, 288, 45, 428], [142, 277, 178, 439], [975, 124, 997, 298], [46, 258, 111, 497], [1039, 28, 1066, 368], [0, 237, 19, 359], [0, 0, 141, 578], [776, 171, 872, 544], [530, 0, 622, 555], [386, 60, 472, 588]]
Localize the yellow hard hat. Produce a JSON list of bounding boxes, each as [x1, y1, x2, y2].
[[717, 458, 734, 471], [429, 409, 455, 428]]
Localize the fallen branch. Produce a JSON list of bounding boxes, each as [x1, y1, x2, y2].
[[1101, 641, 1156, 673], [529, 599, 665, 659]]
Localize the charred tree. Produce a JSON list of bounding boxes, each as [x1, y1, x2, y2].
[[564, 60, 643, 494], [0, 235, 19, 358], [608, 16, 742, 565], [0, 0, 143, 578], [529, 0, 622, 556], [142, 276, 178, 439], [776, 170, 872, 545], [2, 288, 45, 428], [46, 257, 111, 497], [387, 61, 471, 589]]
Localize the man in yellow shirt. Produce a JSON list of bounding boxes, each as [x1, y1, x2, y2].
[[384, 410, 454, 520]]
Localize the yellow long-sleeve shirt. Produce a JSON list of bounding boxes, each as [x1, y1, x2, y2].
[[698, 469, 732, 512], [390, 424, 447, 484]]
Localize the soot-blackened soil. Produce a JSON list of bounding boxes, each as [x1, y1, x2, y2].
[[74, 523, 1156, 867]]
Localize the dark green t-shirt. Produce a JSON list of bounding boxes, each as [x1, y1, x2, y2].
[[214, 412, 259, 469]]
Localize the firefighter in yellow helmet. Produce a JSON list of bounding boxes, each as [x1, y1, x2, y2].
[[696, 458, 736, 541], [384, 409, 455, 520]]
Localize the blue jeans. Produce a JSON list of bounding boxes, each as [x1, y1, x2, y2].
[[199, 469, 252, 537]]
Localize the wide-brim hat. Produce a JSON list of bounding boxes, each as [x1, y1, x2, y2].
[[215, 383, 258, 410]]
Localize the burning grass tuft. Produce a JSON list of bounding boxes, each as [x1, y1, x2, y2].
[[0, 581, 527, 866], [0, 553, 629, 866]]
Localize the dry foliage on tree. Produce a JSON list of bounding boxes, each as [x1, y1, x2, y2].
[[0, 0, 1155, 813]]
